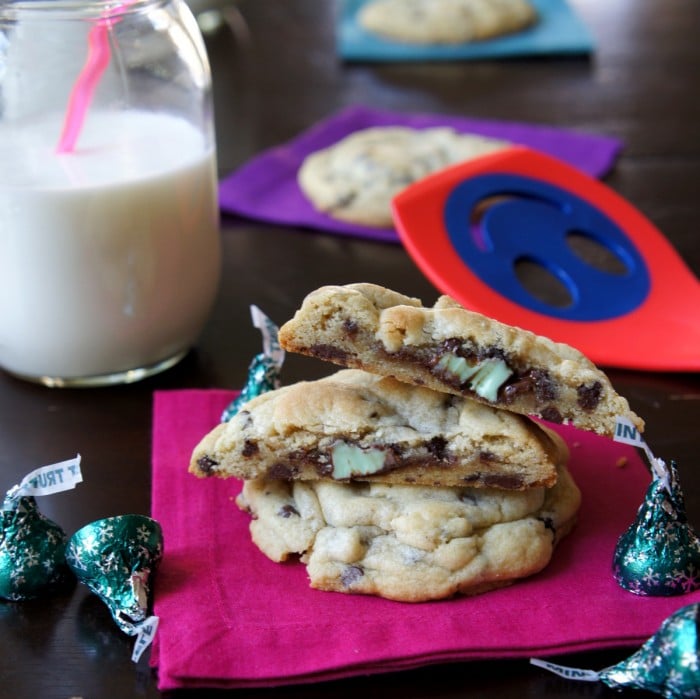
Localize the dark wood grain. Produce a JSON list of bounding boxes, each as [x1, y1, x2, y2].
[[1, 1, 698, 697]]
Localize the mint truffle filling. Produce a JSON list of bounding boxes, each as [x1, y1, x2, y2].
[[331, 442, 387, 479], [434, 352, 512, 402]]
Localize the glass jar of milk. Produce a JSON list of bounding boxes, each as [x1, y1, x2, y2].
[[0, 0, 221, 386]]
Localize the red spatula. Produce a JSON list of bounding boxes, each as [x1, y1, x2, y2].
[[392, 146, 699, 371]]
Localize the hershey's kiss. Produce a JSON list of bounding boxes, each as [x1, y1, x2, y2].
[[66, 515, 163, 635], [221, 305, 284, 422], [613, 459, 700, 595], [0, 495, 73, 601], [601, 603, 700, 698]]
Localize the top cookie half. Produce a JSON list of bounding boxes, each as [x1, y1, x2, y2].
[[278, 283, 644, 437]]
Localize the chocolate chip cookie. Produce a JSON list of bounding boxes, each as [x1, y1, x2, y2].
[[278, 283, 644, 437], [297, 125, 507, 227], [190, 368, 567, 490], [235, 461, 580, 601], [358, 0, 538, 45]]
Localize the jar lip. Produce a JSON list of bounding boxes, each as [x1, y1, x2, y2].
[[1, 0, 170, 19]]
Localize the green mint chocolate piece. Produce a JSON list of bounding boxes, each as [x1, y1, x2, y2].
[[331, 442, 386, 479], [469, 359, 513, 402], [435, 353, 480, 383], [436, 352, 512, 402]]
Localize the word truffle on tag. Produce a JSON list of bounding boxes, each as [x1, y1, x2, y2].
[[221, 305, 285, 422], [66, 515, 163, 635], [613, 459, 700, 595]]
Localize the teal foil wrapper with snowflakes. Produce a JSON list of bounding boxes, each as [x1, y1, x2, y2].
[[532, 603, 700, 699], [221, 305, 285, 422], [601, 603, 700, 698], [0, 496, 73, 601], [613, 459, 700, 596], [66, 515, 163, 635]]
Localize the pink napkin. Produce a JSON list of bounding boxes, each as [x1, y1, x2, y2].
[[218, 105, 623, 243], [150, 389, 699, 690]]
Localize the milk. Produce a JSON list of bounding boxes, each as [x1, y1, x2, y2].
[[0, 110, 221, 382]]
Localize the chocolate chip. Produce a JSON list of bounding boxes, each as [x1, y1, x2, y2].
[[459, 491, 478, 504], [268, 463, 296, 480], [577, 381, 602, 410], [532, 370, 558, 402], [540, 406, 563, 424], [330, 191, 357, 210], [309, 344, 351, 362], [278, 504, 299, 518], [481, 473, 524, 489], [538, 516, 556, 535], [342, 318, 359, 337], [196, 455, 219, 475], [341, 565, 364, 587], [479, 450, 496, 462], [242, 439, 259, 457], [427, 436, 448, 461], [437, 337, 464, 356], [503, 369, 557, 404], [239, 410, 253, 429], [461, 473, 524, 488]]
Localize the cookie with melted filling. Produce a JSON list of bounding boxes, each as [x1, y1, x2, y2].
[[278, 283, 645, 437], [190, 368, 567, 490]]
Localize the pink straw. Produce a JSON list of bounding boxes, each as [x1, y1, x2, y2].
[[56, 2, 134, 154]]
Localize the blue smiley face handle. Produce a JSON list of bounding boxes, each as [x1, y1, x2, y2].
[[391, 146, 700, 371], [443, 173, 651, 321]]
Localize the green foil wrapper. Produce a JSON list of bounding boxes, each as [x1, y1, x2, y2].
[[66, 515, 163, 635], [613, 460, 700, 595], [221, 305, 285, 422], [601, 603, 700, 698], [0, 495, 73, 601]]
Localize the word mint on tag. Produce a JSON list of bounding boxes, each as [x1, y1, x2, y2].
[[529, 658, 600, 682], [6, 455, 83, 502]]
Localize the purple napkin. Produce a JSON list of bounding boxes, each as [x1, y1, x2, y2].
[[219, 105, 622, 243]]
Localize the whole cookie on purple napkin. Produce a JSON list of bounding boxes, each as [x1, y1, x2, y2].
[[278, 283, 644, 437], [190, 368, 568, 490], [297, 125, 508, 228]]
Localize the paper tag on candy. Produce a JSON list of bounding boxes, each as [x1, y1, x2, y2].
[[614, 416, 657, 464], [529, 659, 600, 682], [614, 416, 671, 490], [612, 416, 700, 596], [531, 603, 700, 698], [221, 305, 285, 422], [1, 456, 83, 601], [131, 615, 159, 663], [5, 455, 83, 503]]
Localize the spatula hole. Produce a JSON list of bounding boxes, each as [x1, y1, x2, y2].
[[469, 195, 516, 251], [514, 257, 573, 308], [567, 231, 629, 276]]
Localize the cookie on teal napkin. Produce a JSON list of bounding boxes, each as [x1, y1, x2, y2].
[[337, 0, 594, 62]]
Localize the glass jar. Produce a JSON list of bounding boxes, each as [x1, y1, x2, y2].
[[0, 0, 221, 386]]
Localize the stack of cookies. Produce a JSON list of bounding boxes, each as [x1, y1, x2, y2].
[[190, 283, 644, 602]]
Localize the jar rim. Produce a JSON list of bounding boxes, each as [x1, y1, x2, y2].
[[0, 0, 170, 20]]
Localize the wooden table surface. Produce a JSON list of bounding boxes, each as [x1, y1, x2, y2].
[[1, 1, 698, 697]]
